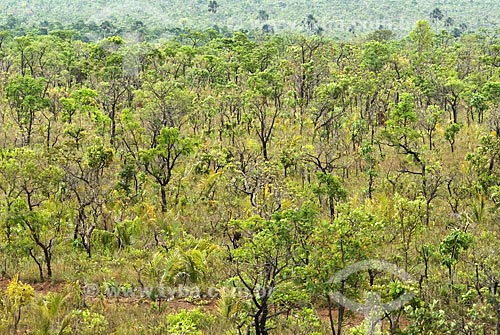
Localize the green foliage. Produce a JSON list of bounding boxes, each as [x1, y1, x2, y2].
[[409, 20, 433, 56], [403, 300, 454, 334], [86, 145, 113, 170], [384, 93, 419, 144], [444, 122, 462, 152], [166, 308, 214, 335], [6, 274, 35, 308], [0, 18, 498, 335], [439, 229, 473, 269], [466, 134, 500, 192], [216, 288, 250, 324], [4, 274, 35, 332], [1, 0, 497, 39], [6, 75, 49, 112], [293, 308, 323, 335], [314, 172, 347, 201], [78, 309, 108, 335], [5, 75, 50, 144], [165, 248, 207, 285], [33, 292, 73, 335], [362, 41, 390, 72]]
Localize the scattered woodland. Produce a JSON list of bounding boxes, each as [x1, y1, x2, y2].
[[0, 3, 499, 335], [1, 0, 500, 39]]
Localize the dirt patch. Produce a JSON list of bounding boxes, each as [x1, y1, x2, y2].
[[0, 277, 382, 328], [0, 277, 66, 295]]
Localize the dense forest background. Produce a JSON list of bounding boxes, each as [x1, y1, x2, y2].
[[1, 0, 500, 39], [0, 1, 499, 335]]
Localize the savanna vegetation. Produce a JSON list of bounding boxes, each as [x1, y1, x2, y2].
[[1, 0, 499, 39], [0, 3, 499, 334]]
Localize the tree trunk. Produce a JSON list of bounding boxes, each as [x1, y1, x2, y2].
[[29, 249, 44, 281], [110, 103, 116, 146], [160, 185, 167, 212], [82, 234, 92, 258], [326, 294, 337, 335], [42, 246, 52, 278], [337, 279, 345, 335]]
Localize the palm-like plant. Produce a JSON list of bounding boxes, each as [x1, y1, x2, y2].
[[430, 8, 444, 24], [34, 293, 73, 335], [444, 17, 455, 28], [258, 10, 269, 21], [303, 14, 318, 32], [302, 14, 323, 35], [208, 1, 219, 14], [165, 248, 207, 286]]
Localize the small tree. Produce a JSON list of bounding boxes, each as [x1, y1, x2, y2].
[[0, 148, 64, 280], [439, 229, 473, 289], [304, 205, 377, 335], [6, 75, 50, 146], [208, 1, 219, 14], [444, 122, 462, 153], [139, 127, 196, 212], [5, 274, 35, 332], [313, 172, 347, 219], [227, 206, 317, 335]]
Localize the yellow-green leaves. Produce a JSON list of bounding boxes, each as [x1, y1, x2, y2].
[[409, 20, 433, 56], [362, 41, 390, 73], [6, 274, 35, 308], [6, 75, 50, 115], [86, 145, 113, 170], [4, 274, 35, 332]]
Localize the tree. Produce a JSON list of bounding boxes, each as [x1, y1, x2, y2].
[[381, 93, 443, 225], [381, 93, 422, 168], [482, 81, 500, 135], [439, 229, 473, 289], [0, 148, 64, 280], [362, 41, 390, 73], [288, 36, 330, 131], [466, 133, 500, 195], [4, 275, 35, 332], [472, 228, 500, 334], [258, 10, 269, 22], [62, 137, 115, 259], [302, 15, 323, 35], [94, 36, 132, 146], [402, 300, 454, 334], [1, 17, 500, 334], [304, 205, 378, 335], [139, 127, 196, 212], [262, 24, 274, 34], [408, 20, 433, 65], [429, 8, 444, 24], [444, 122, 462, 153], [208, 1, 219, 14], [366, 29, 395, 42], [444, 17, 455, 29], [420, 105, 443, 150], [227, 207, 316, 335], [313, 172, 347, 220], [6, 75, 50, 146], [247, 65, 285, 161], [390, 194, 426, 272]]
